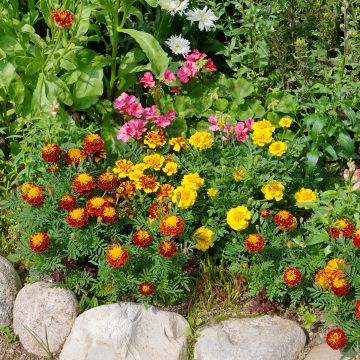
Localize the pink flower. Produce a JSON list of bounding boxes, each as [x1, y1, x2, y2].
[[171, 86, 181, 94], [208, 114, 221, 132], [343, 169, 351, 181], [234, 122, 250, 142], [205, 59, 217, 70], [127, 102, 143, 118], [116, 120, 148, 142], [114, 93, 135, 112], [185, 50, 207, 62], [184, 61, 198, 77], [144, 105, 158, 120], [208, 114, 231, 140], [166, 110, 176, 121], [163, 70, 176, 83], [245, 118, 254, 130], [140, 72, 156, 88], [222, 125, 231, 140], [177, 68, 190, 83], [154, 110, 176, 128]]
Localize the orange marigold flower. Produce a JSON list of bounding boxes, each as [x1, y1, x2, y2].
[[113, 181, 137, 201], [41, 144, 61, 162], [283, 268, 302, 286], [113, 159, 134, 179], [315, 269, 330, 288], [160, 215, 185, 236], [156, 184, 175, 201], [72, 173, 96, 196], [98, 172, 117, 192], [169, 137, 187, 152], [29, 233, 50, 253], [327, 219, 353, 238], [274, 210, 298, 232], [135, 175, 159, 193], [326, 329, 347, 350], [66, 208, 88, 227], [352, 228, 360, 247], [49, 163, 60, 173], [148, 202, 169, 221], [132, 230, 151, 247], [83, 133, 106, 163], [159, 240, 176, 257], [50, 9, 74, 28], [330, 277, 350, 296], [356, 300, 360, 318], [245, 234, 266, 252], [64, 148, 85, 166], [258, 209, 270, 218], [325, 258, 347, 280], [101, 206, 117, 223], [105, 245, 129, 268], [86, 196, 108, 217], [144, 130, 166, 149], [59, 194, 77, 211], [21, 184, 46, 206], [138, 281, 154, 296]]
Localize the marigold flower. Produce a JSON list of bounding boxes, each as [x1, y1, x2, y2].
[[278, 116, 293, 128], [325, 258, 347, 280], [29, 233, 50, 253], [252, 128, 273, 147], [86, 196, 108, 217], [330, 277, 349, 296], [326, 329, 347, 350], [59, 194, 77, 211], [188, 132, 214, 150], [50, 9, 74, 28], [105, 245, 129, 268], [49, 163, 60, 173], [144, 130, 166, 149], [64, 148, 84, 166], [135, 175, 159, 193], [21, 183, 46, 206], [283, 268, 302, 286], [207, 188, 218, 197], [163, 161, 178, 176], [41, 144, 61, 162], [181, 173, 204, 190], [315, 269, 330, 288], [261, 181, 285, 201], [252, 119, 275, 133], [356, 300, 360, 318], [352, 228, 360, 247], [128, 163, 149, 181], [101, 206, 117, 223], [98, 172, 117, 192], [172, 186, 197, 209], [156, 184, 175, 201], [245, 234, 266, 252], [113, 159, 134, 179], [226, 206, 251, 231], [159, 240, 177, 257], [232, 167, 246, 182], [268, 141, 288, 157], [327, 219, 353, 238], [143, 154, 165, 170], [148, 202, 169, 221], [160, 215, 185, 236], [274, 210, 298, 232], [83, 133, 106, 163], [66, 208, 88, 227], [113, 181, 137, 201], [138, 281, 155, 296], [132, 230, 151, 247], [169, 137, 187, 152], [258, 209, 270, 218], [294, 188, 318, 209], [72, 173, 96, 196], [193, 226, 214, 251]]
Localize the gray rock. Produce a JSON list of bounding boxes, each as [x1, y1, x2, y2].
[[305, 343, 351, 360], [194, 315, 306, 360], [60, 302, 189, 360], [0, 256, 21, 326], [13, 281, 78, 357]]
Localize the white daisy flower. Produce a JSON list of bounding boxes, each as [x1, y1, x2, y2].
[[165, 35, 191, 55], [186, 6, 217, 31], [158, 0, 189, 15]]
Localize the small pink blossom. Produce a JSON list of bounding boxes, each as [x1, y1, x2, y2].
[[208, 114, 221, 132], [205, 59, 217, 70], [116, 119, 148, 142], [343, 169, 351, 181], [163, 70, 176, 83], [245, 118, 254, 130], [114, 92, 135, 112], [177, 68, 190, 83], [171, 86, 181, 94], [208, 114, 231, 140], [140, 72, 156, 88], [234, 122, 250, 142], [222, 124, 231, 140], [184, 61, 198, 77], [144, 105, 158, 120], [166, 110, 176, 121], [126, 102, 143, 118], [154, 110, 176, 128], [185, 50, 206, 62]]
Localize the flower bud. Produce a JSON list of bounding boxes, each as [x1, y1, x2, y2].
[[70, 232, 76, 239], [97, 216, 103, 223], [343, 169, 351, 181]]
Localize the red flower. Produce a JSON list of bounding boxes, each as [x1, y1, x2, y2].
[[274, 211, 298, 232], [98, 172, 117, 192], [159, 240, 176, 257], [71, 173, 96, 196], [29, 233, 50, 253], [113, 181, 137, 201], [258, 209, 270, 218], [245, 234, 265, 252], [330, 277, 350, 296], [156, 184, 175, 201], [138, 281, 154, 296], [148, 201, 169, 220], [352, 228, 360, 247], [83, 134, 106, 163], [64, 148, 85, 166], [132, 230, 151, 247], [105, 245, 129, 268], [101, 206, 117, 223], [41, 144, 61, 162], [66, 208, 88, 228], [283, 268, 302, 286], [326, 328, 347, 350], [21, 183, 45, 206], [159, 215, 185, 236], [59, 194, 77, 211], [356, 300, 360, 318], [136, 175, 159, 193], [327, 219, 353, 238], [50, 9, 74, 28], [86, 196, 108, 217]]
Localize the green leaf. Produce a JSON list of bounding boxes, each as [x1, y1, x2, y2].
[[310, 118, 326, 140], [75, 5, 93, 37], [167, 117, 187, 137], [118, 29, 169, 78], [338, 131, 355, 155], [229, 77, 254, 100], [143, 0, 157, 6], [305, 150, 321, 171]]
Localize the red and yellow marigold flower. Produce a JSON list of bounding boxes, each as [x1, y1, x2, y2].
[[21, 183, 45, 206], [71, 173, 96, 196], [105, 245, 129, 268], [258, 209, 270, 218], [98, 172, 117, 192], [50, 9, 74, 28], [356, 300, 360, 318], [59, 194, 77, 211], [66, 208, 88, 227], [315, 269, 330, 289], [113, 159, 134, 179], [274, 210, 298, 232], [353, 228, 360, 247], [159, 240, 176, 257], [325, 258, 347, 281], [101, 206, 117, 223], [226, 206, 251, 231], [330, 277, 350, 296], [132, 230, 151, 247], [41, 144, 61, 162], [156, 184, 174, 201], [181, 173, 204, 191], [86, 196, 108, 217], [29, 233, 50, 253], [283, 268, 302, 286], [138, 281, 154, 296], [245, 234, 266, 253], [169, 137, 186, 152], [143, 154, 165, 170], [144, 130, 166, 149], [327, 219, 353, 238], [113, 181, 137, 201], [64, 148, 84, 166], [160, 215, 185, 236], [135, 175, 159, 193], [148, 202, 169, 221], [326, 329, 347, 350], [83, 133, 106, 162]]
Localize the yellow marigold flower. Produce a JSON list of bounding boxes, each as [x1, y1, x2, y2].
[[232, 167, 246, 182], [169, 137, 187, 152], [207, 188, 218, 197], [269, 141, 288, 157], [143, 154, 165, 171], [172, 186, 197, 209], [113, 159, 134, 179], [252, 119, 275, 133], [192, 226, 214, 251], [226, 206, 251, 231], [188, 132, 214, 150], [279, 116, 293, 128], [144, 130, 166, 149], [294, 188, 318, 209], [261, 181, 285, 201], [252, 128, 273, 147], [181, 173, 204, 191], [162, 161, 178, 176], [128, 163, 149, 181]]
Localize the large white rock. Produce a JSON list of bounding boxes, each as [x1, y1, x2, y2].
[[305, 343, 351, 360], [60, 302, 189, 360], [0, 256, 21, 326], [194, 315, 306, 360], [13, 281, 78, 357]]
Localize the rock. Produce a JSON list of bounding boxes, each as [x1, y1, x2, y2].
[[0, 256, 21, 326], [194, 315, 306, 360], [13, 281, 78, 357], [60, 302, 189, 360], [305, 343, 351, 360]]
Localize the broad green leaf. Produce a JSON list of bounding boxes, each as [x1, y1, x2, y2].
[[228, 77, 254, 100], [143, 0, 157, 6], [310, 118, 326, 140], [75, 5, 92, 38], [338, 131, 355, 155], [0, 61, 16, 89], [167, 117, 187, 137], [305, 150, 321, 171]]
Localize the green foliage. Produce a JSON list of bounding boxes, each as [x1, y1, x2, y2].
[[0, 325, 17, 343]]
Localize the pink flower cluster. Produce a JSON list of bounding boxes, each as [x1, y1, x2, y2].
[[139, 70, 177, 89], [113, 92, 144, 118], [343, 161, 360, 190]]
